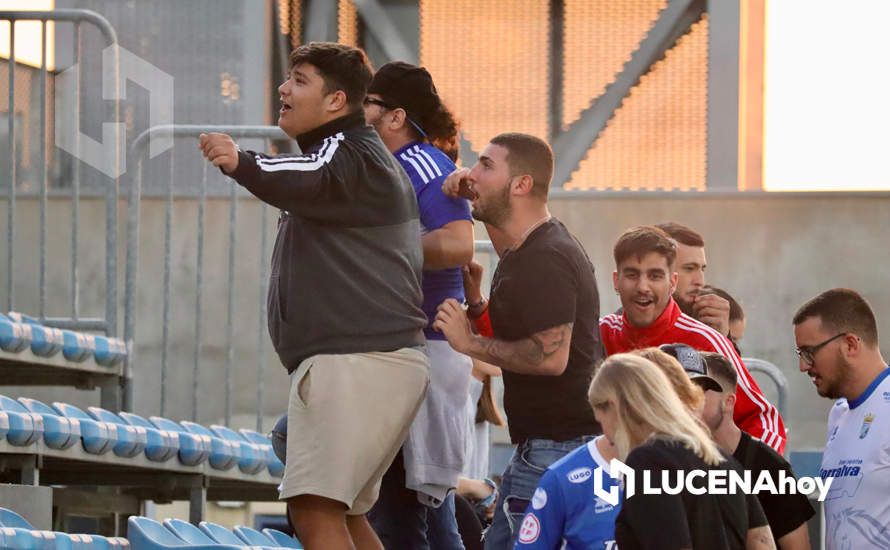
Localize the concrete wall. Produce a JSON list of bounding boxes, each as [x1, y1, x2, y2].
[[2, 191, 889, 450]]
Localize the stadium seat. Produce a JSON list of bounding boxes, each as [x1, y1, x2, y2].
[[262, 529, 302, 549], [180, 422, 238, 471], [28, 324, 64, 358], [18, 398, 81, 450], [127, 517, 238, 549], [210, 425, 265, 475], [87, 407, 147, 458], [0, 318, 31, 353], [5, 312, 40, 325], [61, 330, 96, 363], [0, 395, 43, 446], [148, 417, 210, 466], [233, 526, 277, 547], [197, 522, 259, 547], [239, 428, 284, 477], [0, 526, 57, 549], [59, 532, 127, 550], [93, 336, 127, 367], [0, 508, 63, 550], [52, 403, 116, 455], [118, 412, 179, 463]]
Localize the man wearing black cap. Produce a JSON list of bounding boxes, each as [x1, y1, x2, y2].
[[364, 62, 475, 549], [664, 345, 815, 550]]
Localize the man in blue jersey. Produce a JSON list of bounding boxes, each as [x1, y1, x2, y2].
[[364, 61, 476, 549], [514, 435, 619, 550], [793, 289, 890, 550]]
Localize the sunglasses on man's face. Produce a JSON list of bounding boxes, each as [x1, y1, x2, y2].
[[363, 97, 394, 110]]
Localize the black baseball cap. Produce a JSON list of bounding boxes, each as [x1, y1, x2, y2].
[[367, 61, 441, 136], [659, 343, 723, 393]]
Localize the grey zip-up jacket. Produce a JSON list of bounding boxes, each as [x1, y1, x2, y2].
[[227, 111, 427, 372]]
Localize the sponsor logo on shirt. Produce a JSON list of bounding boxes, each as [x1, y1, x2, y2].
[[820, 463, 862, 479], [531, 487, 547, 510], [828, 426, 839, 442], [860, 413, 875, 439], [882, 391, 890, 403], [594, 500, 615, 515], [517, 513, 541, 544], [567, 467, 592, 484]]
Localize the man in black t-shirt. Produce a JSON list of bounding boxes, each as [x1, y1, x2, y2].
[[699, 352, 815, 549], [435, 133, 602, 549]]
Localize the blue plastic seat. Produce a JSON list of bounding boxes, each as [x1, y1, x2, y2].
[[17, 398, 81, 450], [211, 425, 265, 475], [126, 517, 238, 549], [239, 428, 284, 477], [0, 527, 57, 549], [233, 526, 276, 546], [149, 417, 209, 466], [58, 532, 122, 549], [0, 318, 31, 353], [28, 325, 64, 358], [161, 519, 228, 547], [0, 395, 43, 446], [118, 412, 179, 463], [180, 422, 238, 471], [0, 508, 62, 550], [5, 312, 40, 325], [61, 331, 96, 363], [262, 529, 303, 549], [87, 407, 147, 458], [198, 522, 274, 548], [93, 337, 127, 367], [52, 403, 116, 455]]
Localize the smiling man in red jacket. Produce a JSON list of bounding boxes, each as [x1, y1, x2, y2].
[[600, 225, 787, 454]]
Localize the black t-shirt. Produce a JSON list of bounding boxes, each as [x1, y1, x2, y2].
[[616, 438, 767, 550], [488, 218, 602, 443], [733, 431, 816, 541]]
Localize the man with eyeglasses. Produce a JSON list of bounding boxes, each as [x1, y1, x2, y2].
[[363, 61, 475, 549], [793, 288, 890, 550]]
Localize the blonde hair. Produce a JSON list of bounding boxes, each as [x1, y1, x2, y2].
[[588, 354, 723, 465], [634, 348, 705, 413]]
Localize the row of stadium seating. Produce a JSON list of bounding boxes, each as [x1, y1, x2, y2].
[[0, 395, 283, 476], [0, 507, 130, 549], [0, 507, 304, 549], [0, 313, 126, 366]]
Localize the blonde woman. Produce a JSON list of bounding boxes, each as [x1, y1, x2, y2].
[[589, 353, 775, 550]]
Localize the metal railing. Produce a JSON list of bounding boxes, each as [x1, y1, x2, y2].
[[125, 125, 287, 429], [743, 357, 789, 420], [1, 9, 122, 409]]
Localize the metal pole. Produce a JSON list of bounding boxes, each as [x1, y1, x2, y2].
[[193, 160, 207, 421], [6, 20, 15, 312], [71, 22, 81, 321], [160, 150, 174, 417], [38, 20, 47, 320], [225, 183, 238, 426], [256, 203, 269, 432]]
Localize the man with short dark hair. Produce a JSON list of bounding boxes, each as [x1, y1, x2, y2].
[[600, 225, 786, 454], [656, 222, 732, 336], [693, 352, 815, 550], [436, 133, 602, 549], [793, 288, 890, 550], [200, 42, 430, 550]]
